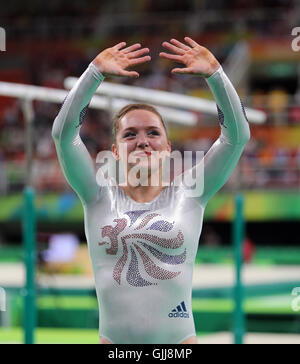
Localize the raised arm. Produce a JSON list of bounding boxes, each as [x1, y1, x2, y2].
[[160, 37, 250, 206], [52, 42, 151, 205], [199, 66, 250, 206]]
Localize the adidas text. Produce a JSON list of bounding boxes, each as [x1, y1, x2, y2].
[[168, 312, 189, 318]]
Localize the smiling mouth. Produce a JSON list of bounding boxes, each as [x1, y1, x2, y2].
[[133, 151, 151, 157]]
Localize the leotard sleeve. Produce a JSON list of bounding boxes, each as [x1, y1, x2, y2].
[[52, 63, 105, 205], [181, 66, 251, 206]]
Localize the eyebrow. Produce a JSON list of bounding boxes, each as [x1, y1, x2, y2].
[[122, 126, 161, 133]]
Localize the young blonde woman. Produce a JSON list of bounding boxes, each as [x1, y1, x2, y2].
[[52, 37, 250, 344]]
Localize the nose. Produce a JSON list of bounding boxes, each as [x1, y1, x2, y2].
[[136, 133, 149, 148]]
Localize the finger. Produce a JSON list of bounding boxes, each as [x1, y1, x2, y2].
[[170, 38, 190, 51], [171, 67, 194, 74], [113, 42, 127, 50], [159, 52, 182, 62], [162, 41, 185, 55], [127, 48, 150, 59], [184, 37, 199, 48], [129, 55, 151, 66], [120, 70, 139, 78], [122, 43, 141, 54]]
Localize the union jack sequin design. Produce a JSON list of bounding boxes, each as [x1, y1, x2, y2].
[[98, 210, 186, 287]]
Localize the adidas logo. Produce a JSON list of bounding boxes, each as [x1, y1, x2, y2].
[[168, 301, 190, 318]]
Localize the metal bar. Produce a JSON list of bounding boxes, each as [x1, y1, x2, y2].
[[22, 187, 36, 344], [233, 193, 246, 344], [64, 77, 266, 124], [21, 99, 36, 344], [0, 81, 197, 125]]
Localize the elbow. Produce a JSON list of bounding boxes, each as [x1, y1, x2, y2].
[[241, 128, 251, 145], [225, 125, 250, 146], [245, 124, 251, 143], [51, 117, 60, 141], [52, 98, 68, 141], [239, 122, 251, 145]]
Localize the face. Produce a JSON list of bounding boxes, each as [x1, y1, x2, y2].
[[112, 109, 171, 181]]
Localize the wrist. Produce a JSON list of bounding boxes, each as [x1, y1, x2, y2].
[[89, 62, 106, 82], [204, 61, 221, 79], [91, 58, 107, 77]]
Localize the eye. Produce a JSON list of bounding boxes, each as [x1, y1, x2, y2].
[[148, 130, 160, 136], [123, 131, 136, 138]]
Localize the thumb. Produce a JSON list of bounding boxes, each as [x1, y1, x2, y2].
[[171, 67, 193, 74], [121, 70, 139, 78]]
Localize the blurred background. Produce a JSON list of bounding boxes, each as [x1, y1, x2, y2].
[[0, 0, 299, 344]]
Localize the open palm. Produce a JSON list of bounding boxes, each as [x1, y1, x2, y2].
[[159, 37, 220, 78], [93, 42, 151, 78]]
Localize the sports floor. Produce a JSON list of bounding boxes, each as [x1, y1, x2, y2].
[[0, 328, 299, 344]]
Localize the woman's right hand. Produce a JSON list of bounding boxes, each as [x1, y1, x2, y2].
[[92, 42, 151, 78]]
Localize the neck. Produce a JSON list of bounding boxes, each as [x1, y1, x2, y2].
[[119, 165, 170, 203], [122, 167, 166, 202], [120, 184, 166, 203]]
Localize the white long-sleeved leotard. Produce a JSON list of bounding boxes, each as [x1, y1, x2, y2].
[[52, 62, 250, 344]]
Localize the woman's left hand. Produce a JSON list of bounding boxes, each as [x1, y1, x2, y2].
[[159, 37, 220, 78]]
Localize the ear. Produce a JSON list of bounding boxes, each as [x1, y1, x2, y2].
[[167, 140, 171, 156], [112, 144, 120, 160]]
